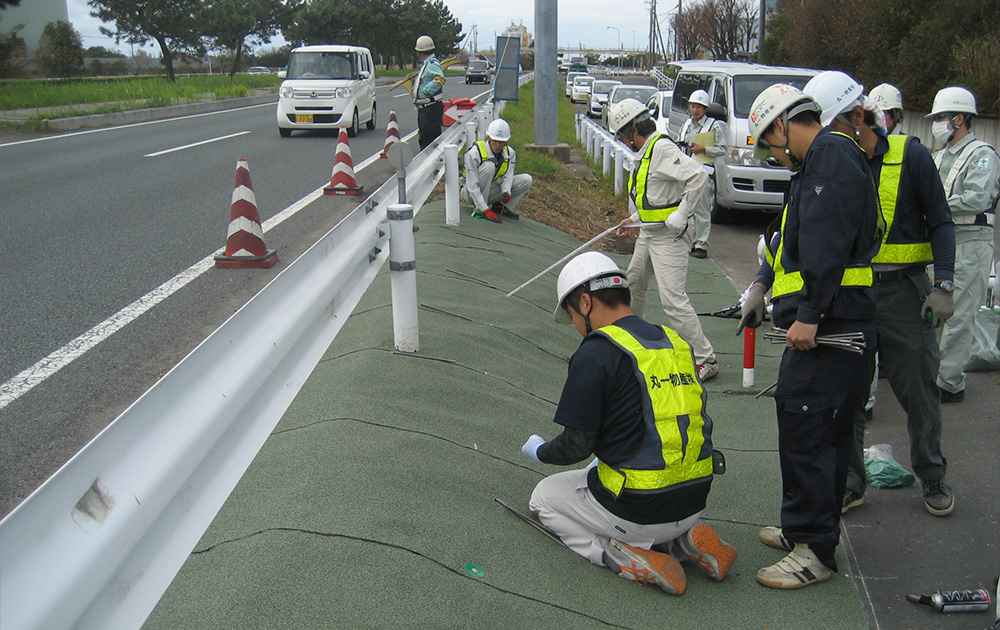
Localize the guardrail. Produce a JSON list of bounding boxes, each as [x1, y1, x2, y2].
[[0, 76, 534, 630], [576, 111, 637, 199]]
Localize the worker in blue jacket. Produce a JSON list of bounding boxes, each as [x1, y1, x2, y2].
[[413, 35, 445, 149]]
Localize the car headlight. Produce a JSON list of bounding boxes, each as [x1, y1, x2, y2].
[[726, 147, 769, 167], [279, 86, 294, 98], [336, 87, 353, 98]]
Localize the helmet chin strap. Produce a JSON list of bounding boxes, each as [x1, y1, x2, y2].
[[772, 113, 802, 171]]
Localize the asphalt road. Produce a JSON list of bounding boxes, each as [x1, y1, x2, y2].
[[0, 77, 492, 517]]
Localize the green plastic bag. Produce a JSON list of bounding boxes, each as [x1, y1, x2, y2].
[[864, 444, 916, 488]]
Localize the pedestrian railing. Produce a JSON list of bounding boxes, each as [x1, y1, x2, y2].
[[576, 112, 638, 200]]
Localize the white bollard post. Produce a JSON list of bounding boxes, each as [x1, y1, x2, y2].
[[614, 147, 624, 195], [388, 203, 419, 352], [592, 129, 601, 159], [602, 137, 612, 176], [584, 126, 592, 157], [444, 144, 460, 226], [465, 121, 476, 151]]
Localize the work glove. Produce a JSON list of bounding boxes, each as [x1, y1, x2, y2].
[[736, 284, 766, 335], [666, 210, 688, 233], [482, 208, 502, 223], [502, 191, 511, 204], [522, 434, 545, 463], [921, 287, 954, 328]]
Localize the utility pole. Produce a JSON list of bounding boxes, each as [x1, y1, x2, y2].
[[758, 0, 766, 61]]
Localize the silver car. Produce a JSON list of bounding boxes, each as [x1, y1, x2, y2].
[[587, 79, 622, 118]]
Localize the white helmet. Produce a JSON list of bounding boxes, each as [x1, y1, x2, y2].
[[609, 98, 648, 135], [926, 86, 977, 117], [869, 83, 903, 111], [689, 89, 710, 107], [803, 71, 864, 127], [415, 35, 435, 52], [554, 252, 629, 323], [748, 84, 821, 160], [486, 119, 511, 142]]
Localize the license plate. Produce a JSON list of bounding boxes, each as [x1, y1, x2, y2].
[[296, 114, 313, 124]]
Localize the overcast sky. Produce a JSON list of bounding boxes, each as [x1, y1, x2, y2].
[[65, 0, 672, 55]]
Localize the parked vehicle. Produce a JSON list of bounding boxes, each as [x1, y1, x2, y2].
[[666, 60, 819, 222], [247, 66, 271, 74], [465, 59, 492, 84], [565, 71, 588, 97], [645, 90, 674, 136], [276, 45, 377, 138], [587, 79, 622, 117], [570, 75, 595, 104], [603, 84, 658, 128]]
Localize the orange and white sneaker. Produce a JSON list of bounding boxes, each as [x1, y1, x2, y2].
[[677, 523, 738, 581], [603, 539, 687, 595]]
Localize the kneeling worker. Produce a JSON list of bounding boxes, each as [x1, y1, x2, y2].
[[462, 118, 533, 223], [522, 252, 736, 595]]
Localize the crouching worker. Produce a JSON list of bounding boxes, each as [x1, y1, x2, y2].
[[461, 118, 533, 223], [521, 252, 736, 595]]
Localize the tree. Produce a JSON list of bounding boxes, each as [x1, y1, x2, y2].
[[88, 0, 205, 81], [204, 0, 298, 76], [36, 20, 84, 78], [84, 45, 126, 57]]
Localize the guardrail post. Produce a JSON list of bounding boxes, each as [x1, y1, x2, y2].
[[444, 145, 460, 226], [614, 146, 624, 195], [591, 128, 601, 159], [583, 125, 592, 157], [575, 113, 581, 142], [602, 136, 612, 176], [388, 204, 419, 352], [477, 109, 488, 142], [465, 121, 476, 151]]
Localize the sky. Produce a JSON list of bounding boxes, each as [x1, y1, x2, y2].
[[65, 0, 674, 55]]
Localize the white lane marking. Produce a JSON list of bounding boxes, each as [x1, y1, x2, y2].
[[144, 131, 251, 157], [0, 129, 419, 411], [0, 103, 275, 148]]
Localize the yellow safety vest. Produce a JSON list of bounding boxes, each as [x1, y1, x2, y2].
[[872, 135, 934, 265], [628, 134, 681, 223], [475, 141, 509, 180], [767, 132, 875, 299], [594, 324, 714, 498]]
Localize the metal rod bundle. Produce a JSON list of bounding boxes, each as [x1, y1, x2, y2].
[[763, 327, 867, 354]]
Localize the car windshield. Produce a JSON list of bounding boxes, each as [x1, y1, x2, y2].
[[287, 51, 356, 80], [733, 74, 813, 117], [574, 77, 594, 87], [468, 61, 487, 70], [592, 81, 620, 96], [612, 86, 657, 104]]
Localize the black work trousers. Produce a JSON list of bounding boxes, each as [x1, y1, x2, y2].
[[774, 319, 876, 571], [417, 101, 443, 150]]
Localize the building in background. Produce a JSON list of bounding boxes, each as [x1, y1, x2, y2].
[[1, 0, 69, 56], [503, 22, 532, 49]]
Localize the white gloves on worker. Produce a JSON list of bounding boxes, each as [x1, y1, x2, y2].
[[521, 434, 545, 462], [666, 210, 689, 233]]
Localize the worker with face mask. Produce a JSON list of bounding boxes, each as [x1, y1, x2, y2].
[[869, 83, 905, 135], [805, 71, 956, 517], [522, 251, 737, 596], [741, 83, 880, 590], [609, 98, 720, 382], [926, 87, 1000, 403], [678, 89, 727, 259], [461, 118, 533, 223]]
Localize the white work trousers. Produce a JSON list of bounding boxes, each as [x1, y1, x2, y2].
[[461, 161, 533, 211], [626, 222, 717, 365], [937, 228, 993, 393], [691, 167, 714, 251], [529, 468, 701, 565]]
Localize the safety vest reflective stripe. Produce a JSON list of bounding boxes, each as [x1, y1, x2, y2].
[[628, 134, 681, 223], [477, 141, 508, 180], [873, 135, 934, 264], [594, 324, 713, 497]]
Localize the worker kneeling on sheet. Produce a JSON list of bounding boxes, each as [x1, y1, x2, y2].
[[461, 118, 533, 223], [521, 252, 736, 595]]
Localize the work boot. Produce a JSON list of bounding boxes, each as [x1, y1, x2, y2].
[[758, 526, 794, 551], [756, 543, 832, 589], [603, 539, 686, 595], [676, 524, 738, 581], [842, 489, 865, 514], [922, 479, 954, 516], [501, 206, 520, 220], [697, 360, 719, 382], [690, 247, 708, 259], [938, 386, 964, 403]]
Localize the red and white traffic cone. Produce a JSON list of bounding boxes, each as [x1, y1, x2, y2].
[[380, 109, 401, 158], [214, 158, 277, 269], [324, 128, 364, 196]]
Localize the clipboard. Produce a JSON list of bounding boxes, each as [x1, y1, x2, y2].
[[694, 129, 717, 164]]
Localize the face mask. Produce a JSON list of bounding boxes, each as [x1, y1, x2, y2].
[[931, 120, 953, 143]]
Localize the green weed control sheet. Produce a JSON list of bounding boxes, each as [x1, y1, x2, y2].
[[144, 202, 868, 630]]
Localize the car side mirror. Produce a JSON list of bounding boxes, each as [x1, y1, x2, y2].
[[706, 103, 727, 119], [276, 70, 286, 79], [359, 70, 371, 79]]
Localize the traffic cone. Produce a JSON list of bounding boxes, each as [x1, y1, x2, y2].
[[324, 128, 364, 195], [380, 109, 401, 158], [214, 158, 277, 269]]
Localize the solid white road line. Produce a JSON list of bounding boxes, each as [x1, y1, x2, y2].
[[144, 131, 251, 157], [0, 129, 419, 411]]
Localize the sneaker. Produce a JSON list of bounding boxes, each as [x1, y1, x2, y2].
[[690, 247, 708, 259], [501, 206, 520, 220], [842, 489, 865, 514], [938, 387, 964, 403], [756, 543, 832, 589], [676, 524, 738, 581], [697, 361, 720, 382], [758, 526, 793, 551], [603, 539, 687, 595], [922, 479, 954, 516]]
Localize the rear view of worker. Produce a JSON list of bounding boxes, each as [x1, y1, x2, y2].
[[609, 98, 720, 381], [522, 252, 736, 596], [869, 83, 905, 135], [461, 118, 533, 223], [413, 35, 445, 149], [678, 89, 727, 258]]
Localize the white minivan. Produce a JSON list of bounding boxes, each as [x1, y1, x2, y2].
[[276, 45, 377, 138], [666, 60, 818, 222]]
